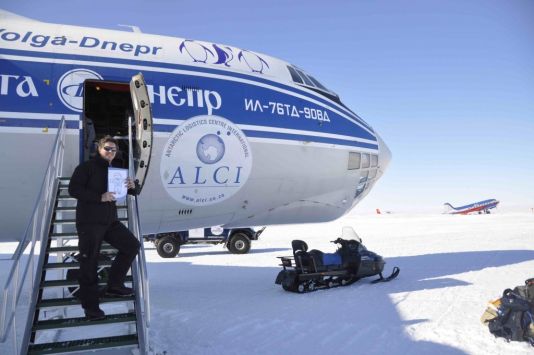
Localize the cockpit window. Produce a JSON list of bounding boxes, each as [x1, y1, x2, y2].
[[307, 75, 329, 92], [370, 154, 378, 167], [287, 65, 339, 102], [295, 68, 315, 87], [361, 153, 370, 168], [287, 66, 304, 84]]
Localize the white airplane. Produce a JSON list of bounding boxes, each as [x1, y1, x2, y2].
[[443, 199, 499, 215], [0, 9, 391, 242]]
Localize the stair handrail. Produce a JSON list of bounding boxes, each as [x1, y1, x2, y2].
[[0, 117, 66, 350], [127, 115, 150, 354]]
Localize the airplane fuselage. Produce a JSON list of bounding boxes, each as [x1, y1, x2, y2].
[[444, 199, 499, 215], [0, 10, 391, 241]]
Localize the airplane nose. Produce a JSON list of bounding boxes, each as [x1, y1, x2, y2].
[[376, 133, 391, 173]]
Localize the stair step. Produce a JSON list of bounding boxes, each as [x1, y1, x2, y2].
[[44, 260, 113, 270], [28, 334, 138, 354], [33, 312, 136, 331], [41, 276, 132, 289], [47, 245, 117, 253], [37, 295, 135, 309], [56, 196, 76, 201], [54, 207, 76, 212], [52, 219, 76, 224], [53, 218, 127, 224], [50, 232, 78, 239], [55, 206, 126, 212]]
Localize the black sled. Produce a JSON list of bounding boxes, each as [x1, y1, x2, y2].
[[275, 228, 399, 293]]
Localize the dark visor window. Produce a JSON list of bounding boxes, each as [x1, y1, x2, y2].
[[287, 65, 341, 103], [287, 66, 304, 84], [296, 69, 315, 86], [308, 75, 329, 92]]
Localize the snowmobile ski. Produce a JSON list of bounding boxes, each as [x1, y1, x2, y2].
[[371, 266, 400, 284]]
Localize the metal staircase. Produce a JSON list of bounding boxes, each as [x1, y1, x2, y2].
[[25, 179, 139, 354], [0, 117, 151, 354]]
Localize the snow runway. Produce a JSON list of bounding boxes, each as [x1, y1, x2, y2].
[[145, 213, 534, 354], [1, 213, 532, 354]]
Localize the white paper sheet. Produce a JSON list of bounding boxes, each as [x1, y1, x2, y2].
[[108, 167, 128, 201]]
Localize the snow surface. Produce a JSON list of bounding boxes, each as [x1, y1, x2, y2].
[[1, 212, 533, 354]]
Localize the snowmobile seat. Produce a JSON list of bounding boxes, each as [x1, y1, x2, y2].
[[292, 240, 312, 271], [294, 250, 313, 271], [322, 252, 342, 266], [292, 240, 308, 254], [308, 249, 323, 271], [309, 250, 342, 271]]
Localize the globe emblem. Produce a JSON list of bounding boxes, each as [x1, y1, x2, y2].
[[196, 134, 225, 164]]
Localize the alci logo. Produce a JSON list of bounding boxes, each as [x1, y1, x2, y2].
[[160, 115, 252, 206], [57, 69, 103, 112]]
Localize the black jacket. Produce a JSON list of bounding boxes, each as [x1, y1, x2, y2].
[[68, 155, 134, 225]]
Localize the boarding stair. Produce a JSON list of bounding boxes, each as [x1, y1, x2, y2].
[[26, 179, 136, 354], [0, 117, 151, 354]]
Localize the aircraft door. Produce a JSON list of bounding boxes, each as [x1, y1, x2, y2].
[[129, 73, 153, 192]]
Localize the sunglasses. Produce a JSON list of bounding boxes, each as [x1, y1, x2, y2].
[[103, 146, 117, 152]]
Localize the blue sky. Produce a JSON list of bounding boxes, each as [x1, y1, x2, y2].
[[3, 0, 534, 212]]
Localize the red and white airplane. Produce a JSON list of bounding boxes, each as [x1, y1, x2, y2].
[[443, 199, 499, 215]]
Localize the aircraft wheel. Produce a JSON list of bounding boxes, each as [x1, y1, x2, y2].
[[156, 236, 180, 258], [227, 233, 251, 254]]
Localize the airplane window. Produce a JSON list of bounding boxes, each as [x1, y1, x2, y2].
[[296, 69, 315, 87], [287, 65, 341, 104], [308, 75, 329, 92], [359, 170, 369, 184], [371, 154, 378, 167], [287, 65, 344, 104], [368, 169, 377, 179], [354, 170, 369, 198], [348, 152, 361, 170], [361, 153, 370, 168], [287, 66, 304, 84]]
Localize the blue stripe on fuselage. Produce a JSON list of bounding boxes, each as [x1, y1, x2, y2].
[[0, 51, 378, 149], [454, 199, 498, 211], [0, 117, 378, 150], [243, 130, 379, 149], [0, 47, 373, 132], [153, 123, 378, 149]]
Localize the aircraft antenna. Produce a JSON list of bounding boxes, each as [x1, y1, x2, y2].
[[118, 24, 142, 33]]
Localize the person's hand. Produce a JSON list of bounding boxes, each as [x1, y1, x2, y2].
[[125, 178, 136, 190], [101, 192, 116, 202]]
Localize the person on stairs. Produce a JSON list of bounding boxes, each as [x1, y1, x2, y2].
[[69, 135, 140, 320]]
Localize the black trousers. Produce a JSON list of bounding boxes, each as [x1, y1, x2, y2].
[[76, 221, 140, 310]]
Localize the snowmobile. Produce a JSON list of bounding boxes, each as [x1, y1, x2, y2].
[[275, 227, 399, 293]]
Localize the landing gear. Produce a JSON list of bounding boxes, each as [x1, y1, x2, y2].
[[156, 235, 180, 258]]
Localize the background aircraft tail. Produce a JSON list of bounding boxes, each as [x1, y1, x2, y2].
[[443, 203, 456, 213]]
